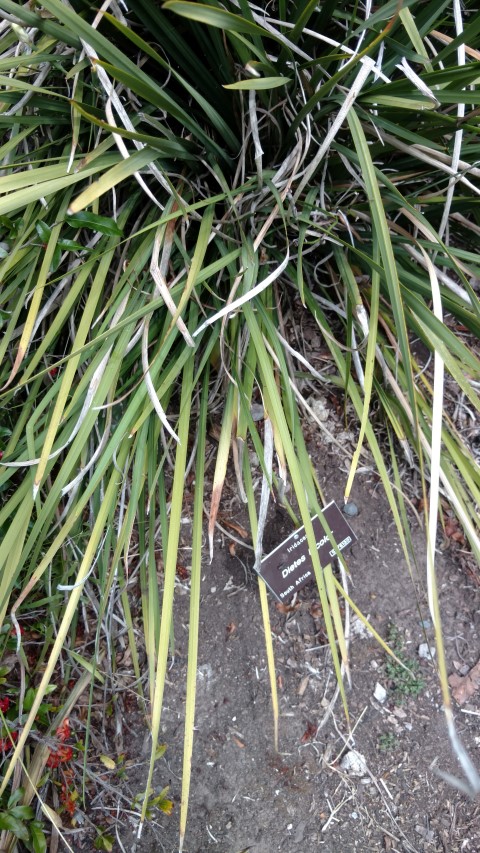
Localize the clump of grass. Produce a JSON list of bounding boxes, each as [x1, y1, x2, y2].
[[0, 0, 479, 845]]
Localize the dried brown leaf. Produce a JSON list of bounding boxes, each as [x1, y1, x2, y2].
[[275, 601, 300, 614], [449, 660, 480, 705], [300, 721, 317, 743], [217, 517, 250, 539], [225, 622, 237, 639], [297, 675, 309, 697]]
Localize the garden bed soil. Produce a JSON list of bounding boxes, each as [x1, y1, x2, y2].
[[77, 443, 480, 853]]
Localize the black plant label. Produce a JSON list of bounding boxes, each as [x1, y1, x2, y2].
[[258, 501, 357, 602]]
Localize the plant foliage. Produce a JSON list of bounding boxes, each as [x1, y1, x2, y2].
[[0, 0, 479, 845]]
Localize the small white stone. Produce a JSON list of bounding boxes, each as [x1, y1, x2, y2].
[[309, 397, 329, 422], [373, 682, 387, 703], [350, 617, 373, 639], [340, 749, 368, 777], [250, 403, 264, 422], [418, 642, 435, 660], [197, 663, 213, 682], [393, 706, 407, 719]]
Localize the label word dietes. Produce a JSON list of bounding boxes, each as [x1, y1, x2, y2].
[[281, 554, 306, 578]]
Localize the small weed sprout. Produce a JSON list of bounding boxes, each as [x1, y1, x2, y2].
[[378, 732, 397, 752], [385, 625, 424, 702]]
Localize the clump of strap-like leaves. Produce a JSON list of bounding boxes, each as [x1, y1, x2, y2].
[[0, 0, 479, 846]]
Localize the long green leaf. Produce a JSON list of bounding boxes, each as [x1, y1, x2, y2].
[[140, 315, 196, 827], [163, 1, 280, 39], [347, 109, 418, 425], [179, 367, 209, 850]]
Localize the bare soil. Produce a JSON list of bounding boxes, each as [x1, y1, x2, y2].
[[74, 439, 480, 853]]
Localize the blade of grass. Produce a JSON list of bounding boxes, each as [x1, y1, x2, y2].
[[68, 147, 158, 214], [139, 312, 196, 829], [179, 366, 209, 851], [341, 240, 380, 502], [347, 108, 418, 422], [208, 381, 235, 560]]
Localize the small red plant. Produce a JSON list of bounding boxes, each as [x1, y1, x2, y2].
[[60, 767, 77, 817], [0, 697, 17, 751], [0, 730, 18, 752], [47, 717, 73, 768], [47, 719, 78, 818], [47, 719, 73, 768], [56, 719, 71, 742], [46, 745, 73, 769]]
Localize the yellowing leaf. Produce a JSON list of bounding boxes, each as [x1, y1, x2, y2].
[[69, 651, 105, 683], [155, 743, 167, 761], [158, 797, 174, 815], [41, 805, 62, 829], [224, 76, 291, 90]]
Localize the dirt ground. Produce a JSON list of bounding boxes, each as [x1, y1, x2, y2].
[[72, 428, 480, 853]]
